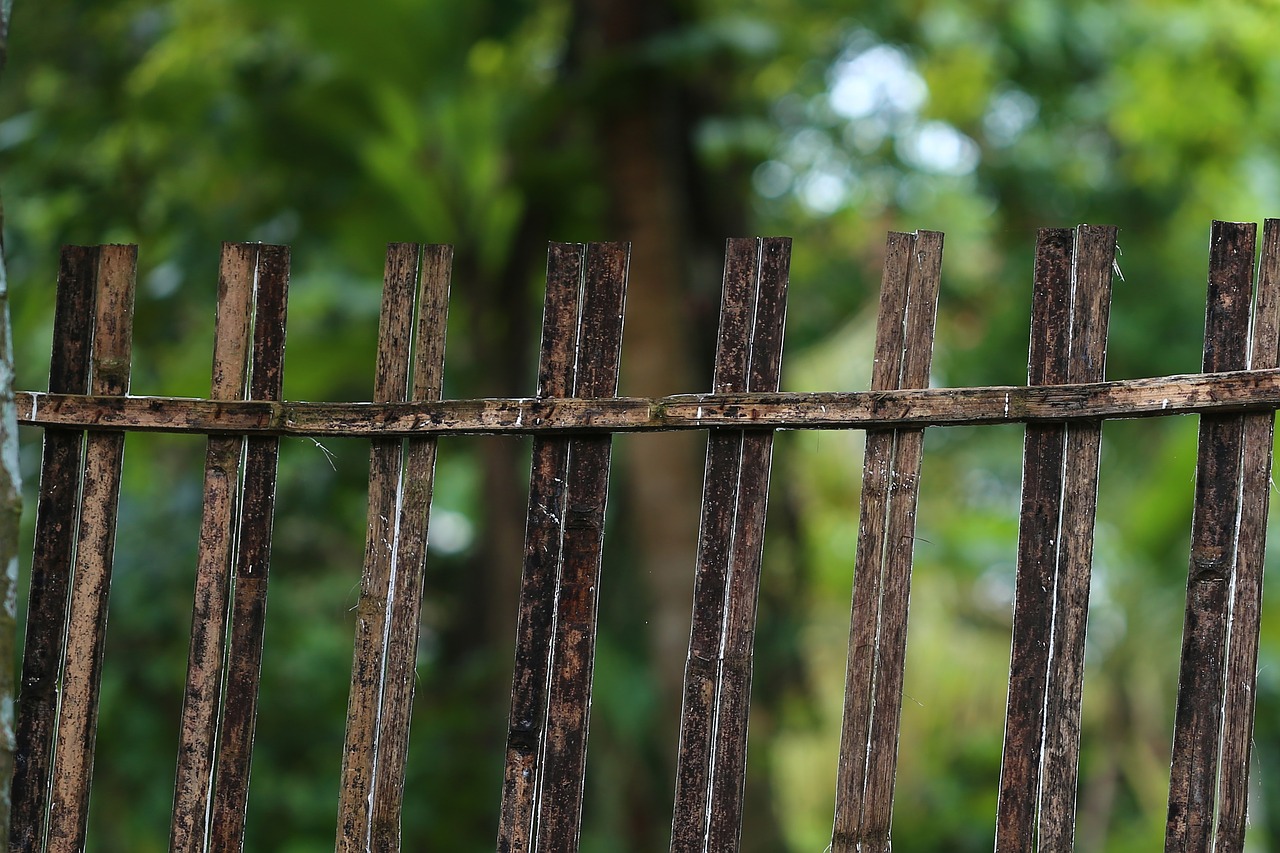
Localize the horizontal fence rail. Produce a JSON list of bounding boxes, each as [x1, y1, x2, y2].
[[9, 222, 1280, 853], [17, 366, 1280, 435]]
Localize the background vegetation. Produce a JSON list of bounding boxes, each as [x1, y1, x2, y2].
[[4, 0, 1280, 850]]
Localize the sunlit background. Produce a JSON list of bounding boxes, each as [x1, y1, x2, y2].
[[4, 1, 1280, 850]]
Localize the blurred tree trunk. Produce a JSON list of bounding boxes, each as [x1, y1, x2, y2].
[[0, 0, 19, 841]]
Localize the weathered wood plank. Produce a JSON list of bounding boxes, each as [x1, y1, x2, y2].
[[10, 246, 98, 853], [995, 229, 1074, 853], [833, 233, 915, 852], [24, 364, 1280, 437], [46, 244, 136, 853], [369, 245, 452, 850], [1165, 221, 1255, 853], [670, 238, 759, 853], [338, 243, 421, 851], [497, 243, 585, 853], [170, 243, 258, 853], [1215, 218, 1280, 852], [533, 242, 628, 853], [859, 231, 943, 851], [705, 237, 790, 853], [208, 244, 289, 853], [834, 231, 942, 851], [1038, 225, 1116, 851]]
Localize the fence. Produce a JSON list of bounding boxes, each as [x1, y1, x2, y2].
[[7, 221, 1279, 852]]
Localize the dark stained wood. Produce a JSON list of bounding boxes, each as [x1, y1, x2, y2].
[[497, 243, 585, 853], [338, 243, 420, 852], [23, 364, 1280, 436], [370, 245, 452, 850], [209, 244, 289, 853], [859, 231, 943, 850], [704, 237, 790, 853], [995, 229, 1074, 853], [533, 242, 628, 853], [670, 238, 759, 853], [10, 246, 98, 853], [45, 245, 136, 853], [833, 233, 914, 852], [18, 226, 1280, 852], [170, 243, 258, 853], [1215, 219, 1280, 851], [1165, 221, 1255, 853], [1037, 225, 1116, 851]]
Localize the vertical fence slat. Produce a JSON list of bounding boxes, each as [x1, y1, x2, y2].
[[832, 232, 915, 851], [533, 242, 628, 853], [1165, 220, 1255, 853], [995, 228, 1074, 853], [337, 243, 421, 851], [704, 238, 790, 853], [45, 244, 136, 853], [1215, 219, 1280, 851], [669, 238, 760, 853], [10, 246, 99, 853], [369, 244, 452, 848], [497, 244, 585, 853], [170, 243, 258, 853], [209, 244, 290, 853], [1038, 225, 1116, 850], [858, 231, 943, 850]]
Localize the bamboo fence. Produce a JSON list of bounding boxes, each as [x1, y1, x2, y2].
[[9, 222, 1279, 852]]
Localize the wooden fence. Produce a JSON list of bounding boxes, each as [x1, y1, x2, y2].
[[7, 221, 1279, 852]]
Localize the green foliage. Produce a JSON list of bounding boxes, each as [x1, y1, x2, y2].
[[5, 0, 1280, 850]]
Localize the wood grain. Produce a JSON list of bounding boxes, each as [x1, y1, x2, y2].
[[1165, 221, 1254, 853], [370, 245, 452, 850], [533, 243, 628, 853], [23, 361, 1280, 438], [337, 243, 420, 851], [208, 244, 289, 853], [10, 246, 98, 853], [170, 243, 258, 853], [497, 244, 586, 853], [670, 238, 759, 853], [1215, 219, 1280, 851], [995, 229, 1074, 853], [705, 237, 790, 852], [1038, 225, 1116, 851], [46, 244, 136, 853], [832, 231, 942, 852], [858, 231, 942, 851]]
